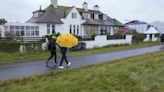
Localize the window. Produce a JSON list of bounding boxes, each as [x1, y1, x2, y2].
[[10, 26, 14, 32], [5, 26, 8, 31], [69, 25, 72, 34], [33, 12, 39, 18], [72, 13, 77, 18], [47, 24, 50, 34], [73, 25, 76, 34], [20, 26, 25, 36], [91, 13, 95, 19], [30, 26, 35, 36], [52, 25, 55, 34], [83, 13, 88, 19], [99, 14, 103, 20], [35, 26, 39, 36], [26, 26, 30, 36], [15, 26, 20, 36], [101, 26, 107, 35], [77, 25, 79, 35]]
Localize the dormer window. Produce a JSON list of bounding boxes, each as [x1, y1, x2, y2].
[[72, 13, 77, 18], [33, 6, 45, 18], [99, 14, 103, 20], [82, 13, 88, 19], [91, 13, 95, 19], [103, 14, 107, 20]]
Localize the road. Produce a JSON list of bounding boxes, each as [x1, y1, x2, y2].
[[0, 45, 163, 81]]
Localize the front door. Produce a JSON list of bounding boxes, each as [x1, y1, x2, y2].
[[149, 34, 153, 41], [101, 26, 107, 35]]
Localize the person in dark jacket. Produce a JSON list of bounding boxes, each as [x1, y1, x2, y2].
[[59, 47, 71, 69], [46, 36, 57, 67]]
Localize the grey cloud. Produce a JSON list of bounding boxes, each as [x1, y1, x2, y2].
[[0, 0, 163, 23]]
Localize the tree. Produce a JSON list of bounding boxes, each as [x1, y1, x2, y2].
[[0, 18, 7, 25]]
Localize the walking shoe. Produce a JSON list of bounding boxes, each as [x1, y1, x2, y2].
[[67, 62, 71, 67], [59, 66, 65, 69]]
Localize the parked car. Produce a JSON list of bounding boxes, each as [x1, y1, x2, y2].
[[69, 42, 86, 51], [160, 33, 164, 43]]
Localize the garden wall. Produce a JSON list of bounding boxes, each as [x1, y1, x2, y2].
[[82, 35, 132, 49]]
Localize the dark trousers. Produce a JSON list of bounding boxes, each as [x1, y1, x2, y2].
[[60, 52, 68, 66], [46, 51, 57, 65]]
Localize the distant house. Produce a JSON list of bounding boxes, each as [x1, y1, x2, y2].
[[1, 0, 124, 40], [144, 26, 159, 41], [126, 20, 159, 41], [125, 20, 148, 33]]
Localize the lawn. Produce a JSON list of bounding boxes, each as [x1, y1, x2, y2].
[[0, 41, 161, 64], [0, 51, 164, 92]]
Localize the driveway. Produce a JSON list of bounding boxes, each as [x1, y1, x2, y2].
[[0, 45, 163, 81]]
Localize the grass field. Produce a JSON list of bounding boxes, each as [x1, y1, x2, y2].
[[0, 41, 160, 64], [0, 51, 164, 92]]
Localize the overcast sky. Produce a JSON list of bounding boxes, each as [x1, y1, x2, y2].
[[0, 0, 164, 23]]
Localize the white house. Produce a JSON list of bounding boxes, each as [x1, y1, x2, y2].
[[0, 0, 124, 39], [126, 20, 160, 41], [144, 26, 159, 41], [125, 20, 148, 34]]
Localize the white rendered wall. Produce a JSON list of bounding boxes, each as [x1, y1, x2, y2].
[[144, 34, 158, 42], [127, 24, 148, 34], [82, 35, 132, 49], [61, 7, 86, 36], [38, 23, 47, 37], [0, 25, 4, 37]]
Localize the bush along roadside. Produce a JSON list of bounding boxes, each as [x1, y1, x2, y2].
[[0, 42, 43, 53]]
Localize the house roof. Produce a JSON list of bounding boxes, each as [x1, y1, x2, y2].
[[26, 5, 73, 24], [126, 20, 147, 25], [82, 19, 113, 25], [111, 19, 124, 26], [26, 5, 124, 26]]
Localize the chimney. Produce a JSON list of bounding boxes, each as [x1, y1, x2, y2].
[[51, 0, 57, 8], [93, 5, 99, 11], [82, 2, 88, 11]]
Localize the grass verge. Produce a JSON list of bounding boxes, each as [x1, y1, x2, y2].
[[0, 41, 161, 64], [0, 51, 164, 92]]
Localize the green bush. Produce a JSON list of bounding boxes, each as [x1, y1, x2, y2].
[[113, 33, 124, 39], [45, 32, 61, 41], [91, 33, 96, 39], [0, 42, 20, 53], [127, 29, 144, 43], [0, 42, 43, 53]]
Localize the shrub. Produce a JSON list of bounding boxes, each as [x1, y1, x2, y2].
[[113, 33, 124, 39], [45, 32, 61, 41], [91, 33, 96, 39], [127, 29, 144, 43], [0, 42, 43, 53], [0, 42, 20, 53]]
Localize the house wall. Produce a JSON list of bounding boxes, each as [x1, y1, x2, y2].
[[82, 35, 132, 49], [127, 24, 148, 34], [144, 34, 158, 42], [37, 23, 47, 37], [61, 7, 86, 36]]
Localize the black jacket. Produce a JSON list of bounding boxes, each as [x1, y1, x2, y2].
[[48, 38, 56, 52]]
